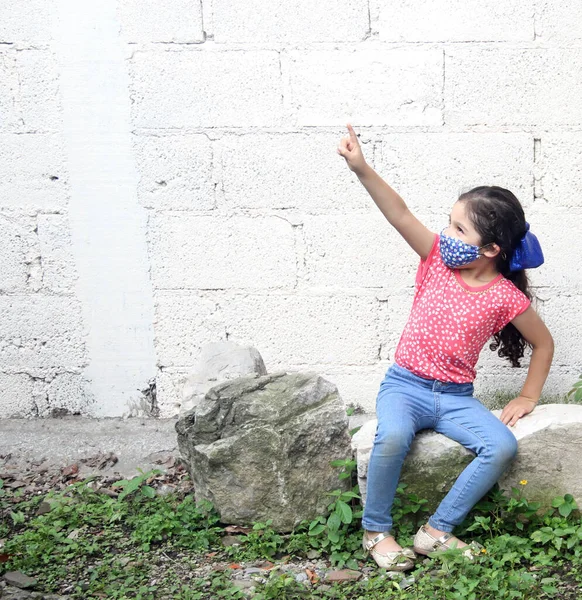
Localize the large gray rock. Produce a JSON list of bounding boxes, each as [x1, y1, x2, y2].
[[176, 371, 352, 531], [352, 404, 582, 511], [181, 342, 267, 415]]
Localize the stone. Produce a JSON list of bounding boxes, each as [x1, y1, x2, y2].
[[352, 404, 582, 511], [180, 342, 267, 415], [2, 571, 37, 589], [232, 579, 256, 590], [222, 535, 243, 547], [35, 501, 51, 516], [176, 371, 352, 531], [325, 569, 363, 582]]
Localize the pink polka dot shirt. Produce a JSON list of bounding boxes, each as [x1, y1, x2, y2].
[[394, 233, 531, 383]]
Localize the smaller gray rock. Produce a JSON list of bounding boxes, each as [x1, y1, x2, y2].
[[325, 569, 362, 582], [3, 572, 37, 589], [181, 342, 267, 415], [222, 535, 243, 547], [232, 580, 257, 590]]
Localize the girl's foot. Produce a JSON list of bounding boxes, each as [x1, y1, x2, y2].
[[413, 524, 482, 559], [423, 524, 467, 549], [364, 531, 403, 553], [362, 531, 416, 571]]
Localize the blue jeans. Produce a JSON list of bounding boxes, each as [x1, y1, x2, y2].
[[361, 363, 518, 533]]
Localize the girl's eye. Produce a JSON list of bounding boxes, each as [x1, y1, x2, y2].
[[457, 226, 464, 233]]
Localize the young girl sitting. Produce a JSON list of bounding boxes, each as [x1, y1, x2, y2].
[[337, 124, 554, 571]]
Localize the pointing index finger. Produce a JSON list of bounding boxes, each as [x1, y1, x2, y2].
[[346, 123, 359, 142]]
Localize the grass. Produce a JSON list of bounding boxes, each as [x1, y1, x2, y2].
[[2, 464, 582, 600]]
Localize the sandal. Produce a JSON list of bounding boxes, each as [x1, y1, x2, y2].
[[362, 531, 416, 571], [413, 525, 483, 560]]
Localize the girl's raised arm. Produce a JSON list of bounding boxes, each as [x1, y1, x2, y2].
[[337, 124, 434, 259]]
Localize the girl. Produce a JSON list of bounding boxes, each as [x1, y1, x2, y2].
[[337, 124, 554, 571]]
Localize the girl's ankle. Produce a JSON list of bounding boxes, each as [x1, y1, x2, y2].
[[425, 523, 448, 537]]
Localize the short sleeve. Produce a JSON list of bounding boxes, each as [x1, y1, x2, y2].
[[493, 285, 531, 334], [415, 233, 440, 288]]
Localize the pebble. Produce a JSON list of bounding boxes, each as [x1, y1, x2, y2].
[[232, 580, 256, 590], [222, 535, 242, 547], [35, 502, 51, 516], [3, 572, 38, 590], [325, 569, 363, 582], [157, 484, 175, 496], [399, 575, 416, 589]]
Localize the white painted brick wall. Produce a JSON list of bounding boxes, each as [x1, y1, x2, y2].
[[0, 134, 68, 210], [286, 47, 443, 126], [0, 48, 61, 133], [213, 0, 370, 43], [375, 0, 535, 42], [218, 133, 370, 213], [2, 0, 582, 418], [133, 134, 215, 211], [148, 214, 296, 289], [129, 50, 284, 128], [118, 0, 205, 44], [445, 48, 582, 127]]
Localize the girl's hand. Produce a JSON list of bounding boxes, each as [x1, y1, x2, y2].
[[500, 396, 537, 427], [337, 123, 368, 175]]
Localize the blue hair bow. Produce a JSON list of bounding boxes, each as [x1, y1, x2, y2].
[[509, 222, 544, 272]]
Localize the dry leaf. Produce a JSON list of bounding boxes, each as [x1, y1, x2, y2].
[[224, 525, 251, 534], [61, 464, 79, 478], [306, 568, 318, 584]]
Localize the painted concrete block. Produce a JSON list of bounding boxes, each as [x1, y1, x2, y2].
[[0, 296, 86, 370], [377, 0, 534, 42], [302, 214, 417, 288], [0, 211, 40, 293], [0, 134, 68, 210], [220, 292, 383, 368], [219, 132, 371, 213], [0, 374, 36, 418], [153, 292, 226, 367], [129, 50, 283, 128], [287, 47, 443, 126], [133, 134, 215, 211], [118, 0, 204, 43], [445, 48, 582, 127], [0, 48, 61, 133], [536, 1, 582, 42], [374, 133, 533, 214], [148, 214, 296, 290], [214, 0, 369, 43], [37, 214, 78, 294], [0, 1, 54, 45]]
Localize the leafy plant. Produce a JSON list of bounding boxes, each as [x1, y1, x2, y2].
[[110, 468, 162, 501], [551, 493, 578, 518], [568, 375, 582, 403]]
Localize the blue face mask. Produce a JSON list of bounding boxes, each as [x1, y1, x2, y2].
[[439, 230, 486, 268], [440, 223, 545, 271]]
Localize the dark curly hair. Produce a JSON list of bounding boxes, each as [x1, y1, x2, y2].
[[458, 186, 534, 367]]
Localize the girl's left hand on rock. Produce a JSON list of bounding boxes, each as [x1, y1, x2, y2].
[[500, 396, 537, 427]]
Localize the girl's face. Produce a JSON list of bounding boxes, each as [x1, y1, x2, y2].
[[443, 201, 483, 247]]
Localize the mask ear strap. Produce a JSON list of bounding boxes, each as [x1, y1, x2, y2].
[[478, 242, 504, 259]]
